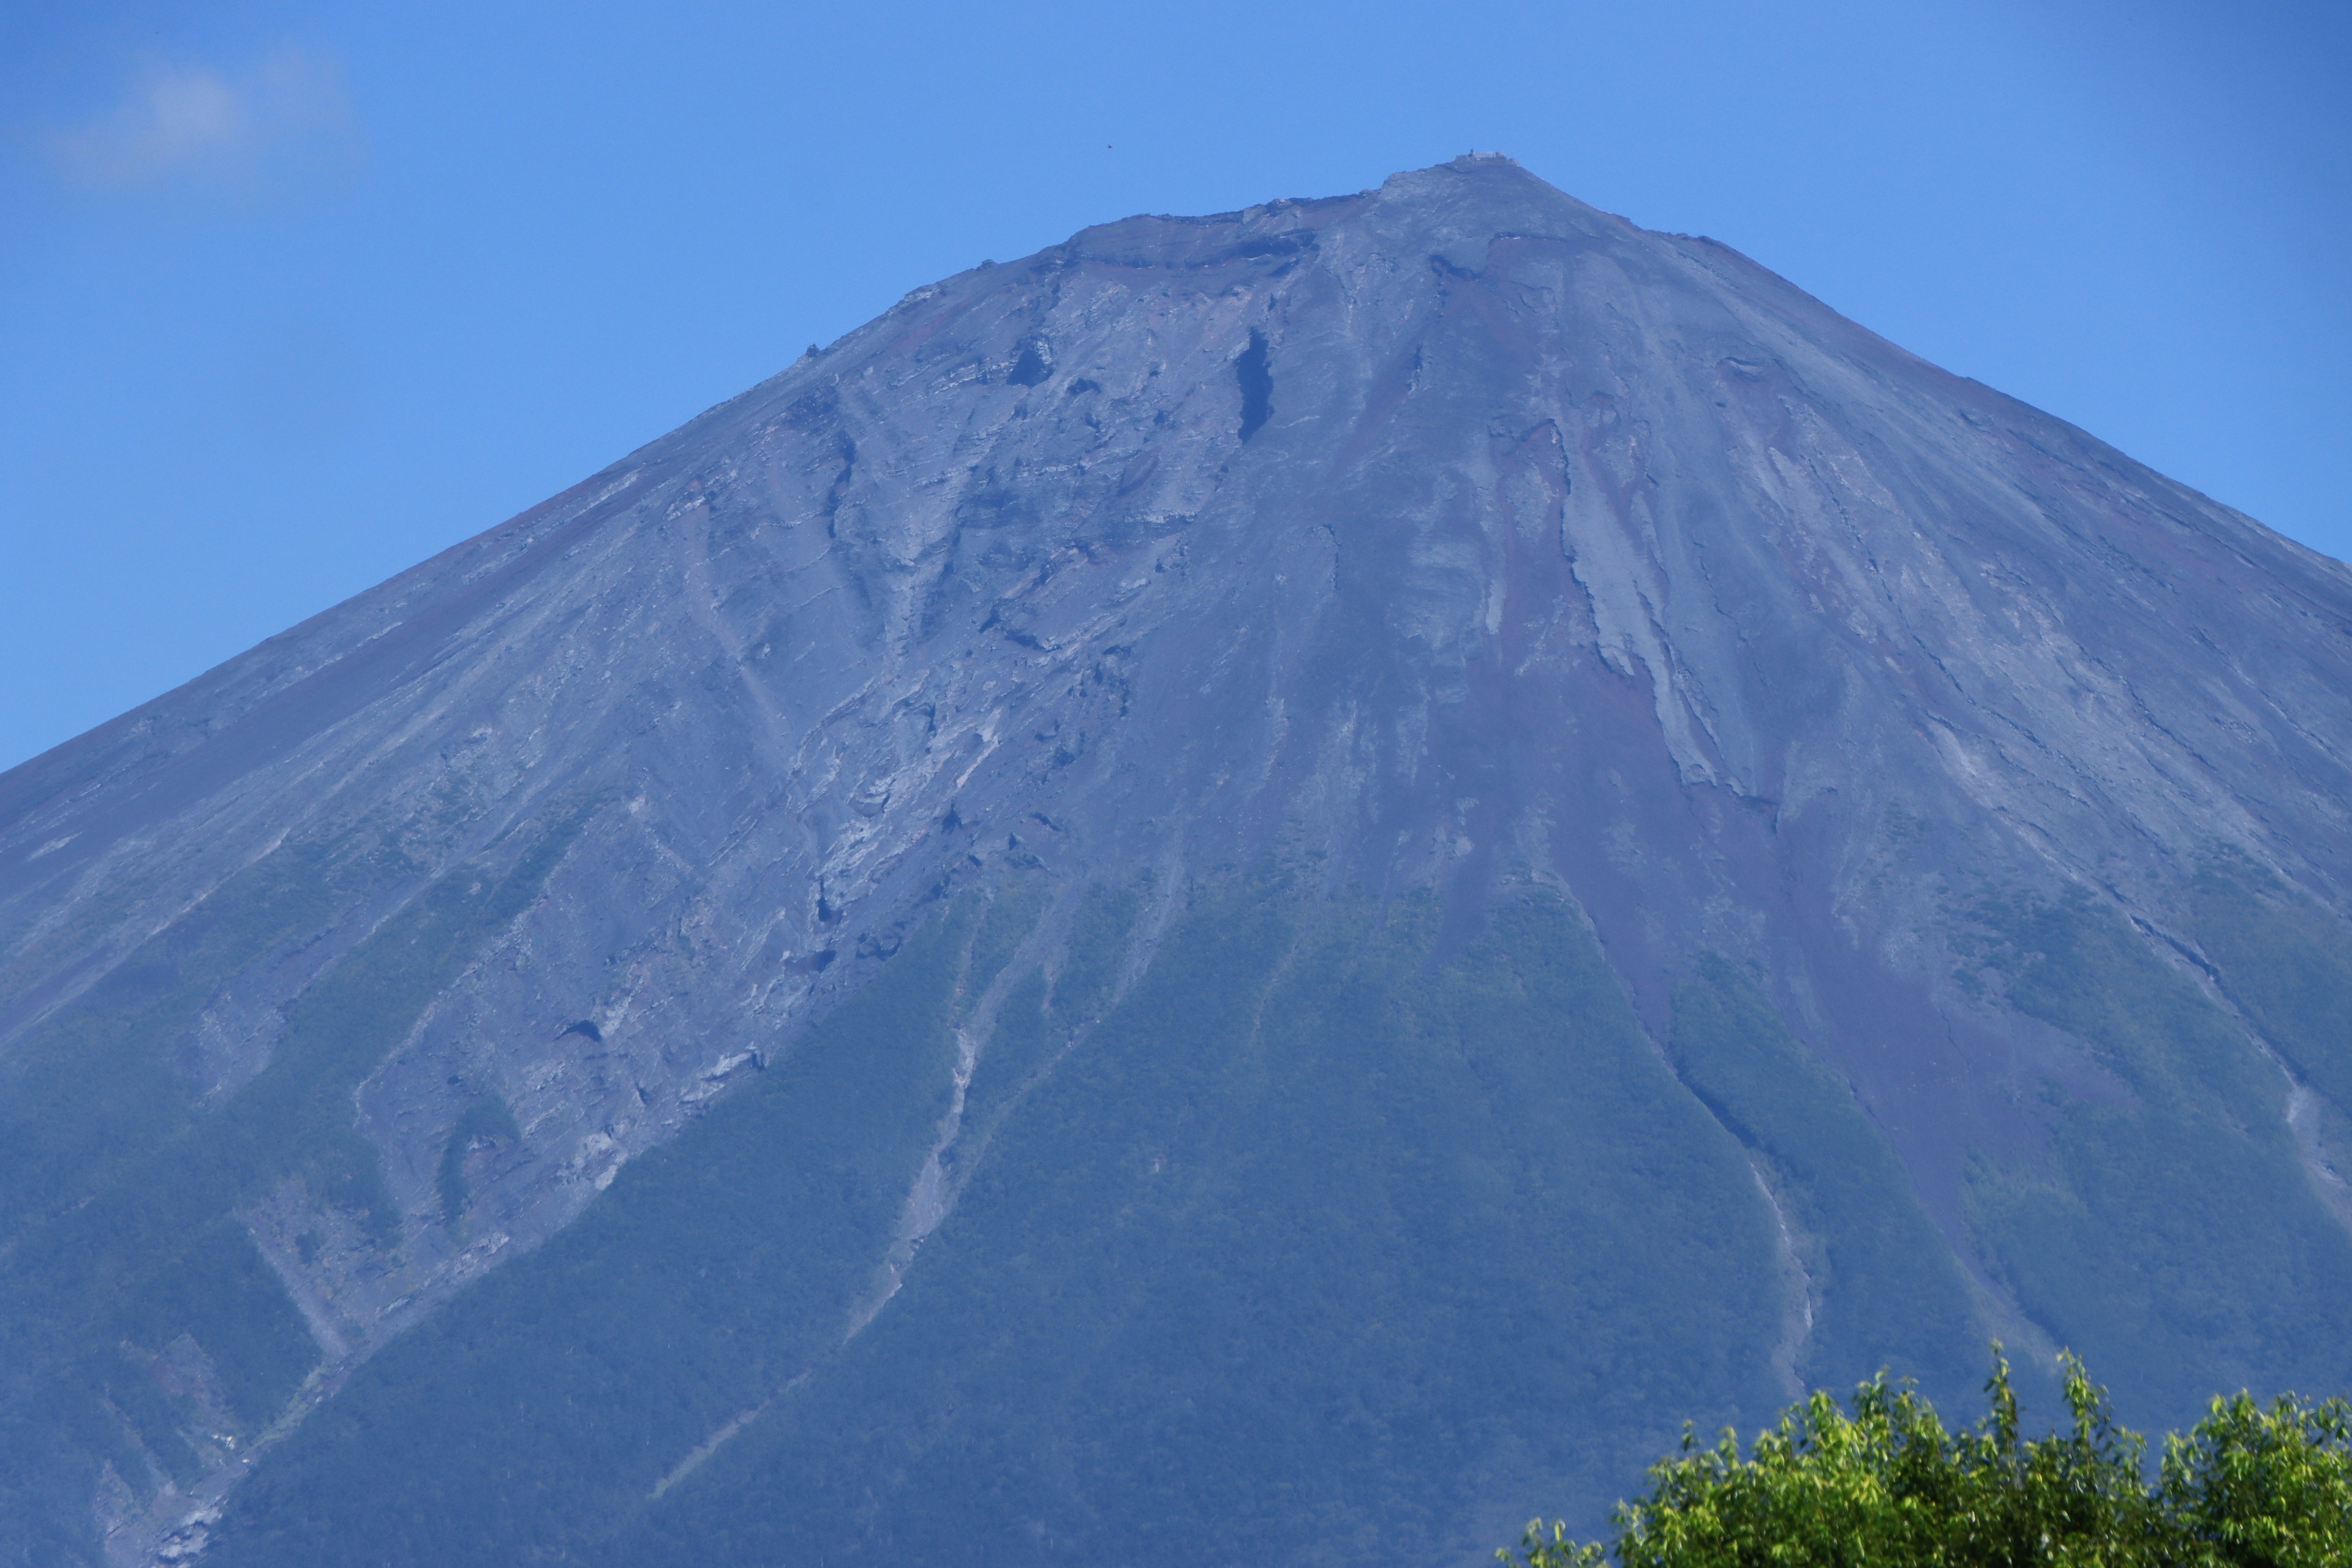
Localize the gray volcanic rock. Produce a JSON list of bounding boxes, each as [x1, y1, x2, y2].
[[5, 156, 2352, 1566]]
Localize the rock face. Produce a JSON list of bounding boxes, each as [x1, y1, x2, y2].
[[5, 156, 2352, 1567]]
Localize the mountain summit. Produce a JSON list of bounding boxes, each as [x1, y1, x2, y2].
[[7, 156, 2352, 1567]]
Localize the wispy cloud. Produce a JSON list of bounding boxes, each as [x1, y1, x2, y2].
[[39, 46, 364, 205]]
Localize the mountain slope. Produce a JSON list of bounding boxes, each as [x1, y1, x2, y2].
[[4, 156, 2351, 1566]]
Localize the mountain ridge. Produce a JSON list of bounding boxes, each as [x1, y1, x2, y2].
[[4, 154, 2351, 1567]]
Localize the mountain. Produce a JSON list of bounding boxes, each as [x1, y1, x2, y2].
[[6, 154, 2352, 1568]]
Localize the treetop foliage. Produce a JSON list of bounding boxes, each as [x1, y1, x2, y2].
[[1506, 1351, 2351, 1567]]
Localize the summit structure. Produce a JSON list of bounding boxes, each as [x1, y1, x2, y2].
[[5, 157, 2351, 1567]]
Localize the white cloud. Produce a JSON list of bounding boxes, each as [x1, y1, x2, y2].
[[40, 46, 364, 203]]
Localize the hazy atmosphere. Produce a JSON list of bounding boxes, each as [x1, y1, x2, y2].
[[9, 5, 2352, 1565], [2, 0, 2346, 772]]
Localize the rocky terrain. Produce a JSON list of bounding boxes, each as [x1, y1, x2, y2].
[[4, 155, 2351, 1567]]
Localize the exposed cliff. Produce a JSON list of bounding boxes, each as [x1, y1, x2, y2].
[[4, 156, 2351, 1567]]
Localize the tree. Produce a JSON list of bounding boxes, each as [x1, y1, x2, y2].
[[1504, 1349, 2350, 1567], [2159, 1390, 2352, 1567]]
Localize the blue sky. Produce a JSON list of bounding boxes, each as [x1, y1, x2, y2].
[[2, 0, 2345, 771]]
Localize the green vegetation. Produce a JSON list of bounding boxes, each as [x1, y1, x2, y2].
[[594, 884, 1792, 1568], [959, 965, 1052, 1133], [2190, 854, 2352, 1119], [185, 880, 1807, 1566], [99, 873, 2352, 1568], [961, 880, 1141, 1139], [1504, 1354, 2351, 1567], [1668, 954, 1982, 1403], [0, 810, 585, 1566], [205, 895, 983, 1567], [436, 1095, 522, 1224], [1962, 891, 2352, 1426], [222, 876, 2346, 1568], [959, 876, 1045, 1012], [118, 1219, 321, 1433], [0, 842, 355, 1246], [1046, 876, 1142, 1028]]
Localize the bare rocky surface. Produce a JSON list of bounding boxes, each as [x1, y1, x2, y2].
[[5, 155, 2352, 1566]]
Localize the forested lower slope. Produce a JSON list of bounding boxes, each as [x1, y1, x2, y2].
[[4, 156, 2352, 1564]]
